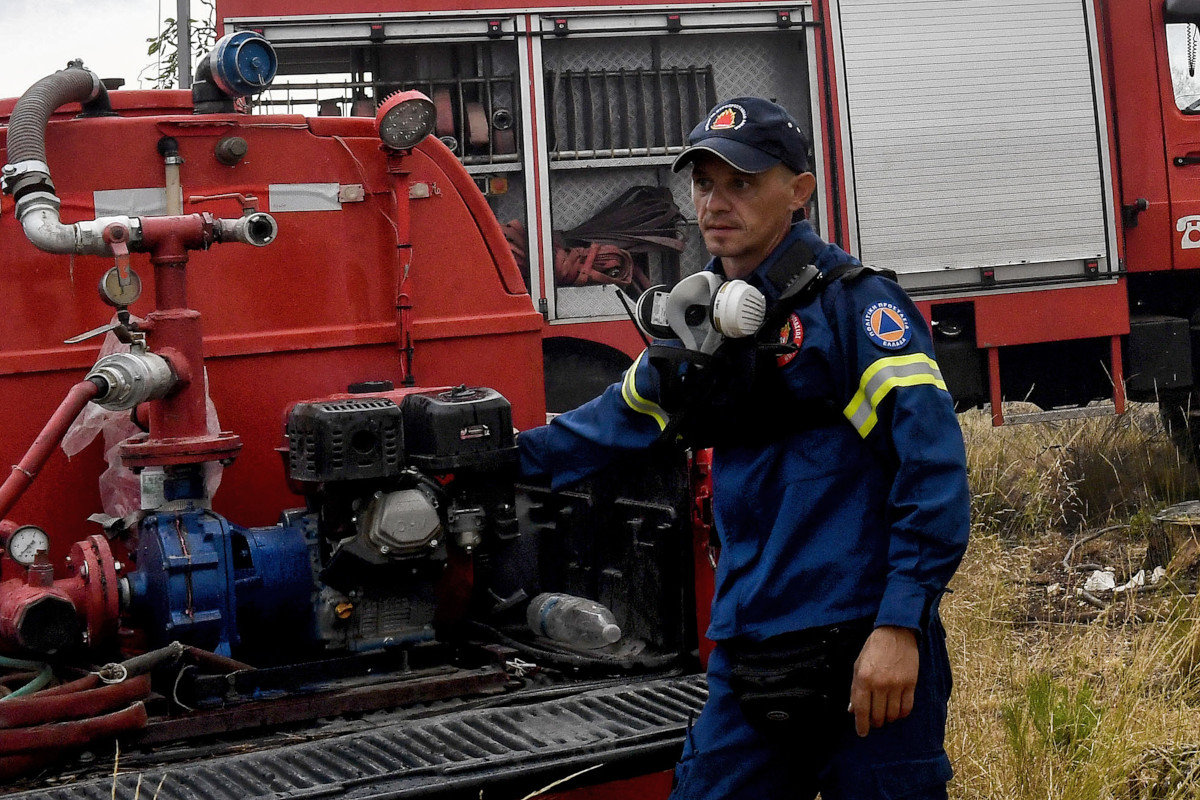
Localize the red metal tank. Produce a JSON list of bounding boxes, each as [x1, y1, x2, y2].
[[0, 89, 545, 560]]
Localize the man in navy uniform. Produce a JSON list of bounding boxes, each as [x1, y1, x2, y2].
[[518, 97, 970, 799]]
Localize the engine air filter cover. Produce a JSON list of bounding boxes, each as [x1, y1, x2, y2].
[[401, 387, 516, 473], [287, 398, 403, 482]]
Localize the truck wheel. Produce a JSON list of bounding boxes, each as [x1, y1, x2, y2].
[[543, 338, 633, 414], [1159, 388, 1200, 463]]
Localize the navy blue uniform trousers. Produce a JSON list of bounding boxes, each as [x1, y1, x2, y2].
[[670, 615, 953, 799]]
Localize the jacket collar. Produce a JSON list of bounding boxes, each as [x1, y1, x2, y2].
[[707, 221, 858, 302]]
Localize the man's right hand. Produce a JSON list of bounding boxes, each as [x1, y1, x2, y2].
[[847, 625, 919, 737]]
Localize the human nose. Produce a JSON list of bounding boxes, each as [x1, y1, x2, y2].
[[705, 184, 732, 212]]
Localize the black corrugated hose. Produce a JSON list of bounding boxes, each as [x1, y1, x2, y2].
[[7, 66, 99, 166]]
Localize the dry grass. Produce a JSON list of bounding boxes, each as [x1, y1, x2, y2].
[[946, 406, 1200, 799]]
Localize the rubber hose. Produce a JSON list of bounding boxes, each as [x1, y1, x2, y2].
[[0, 379, 103, 520], [1, 666, 52, 701], [33, 672, 99, 697], [0, 701, 147, 755], [0, 656, 45, 671], [0, 675, 150, 728], [0, 750, 59, 784], [6, 67, 98, 167]]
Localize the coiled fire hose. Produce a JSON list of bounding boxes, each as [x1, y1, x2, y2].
[[0, 643, 189, 781]]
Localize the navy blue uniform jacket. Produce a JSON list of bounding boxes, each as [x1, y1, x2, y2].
[[520, 222, 970, 642]]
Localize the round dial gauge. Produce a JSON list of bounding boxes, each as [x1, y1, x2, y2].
[[99, 266, 142, 308], [376, 91, 436, 151], [7, 525, 50, 566]]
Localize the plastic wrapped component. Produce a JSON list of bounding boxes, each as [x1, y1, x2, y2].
[[526, 593, 622, 650], [61, 325, 223, 516]]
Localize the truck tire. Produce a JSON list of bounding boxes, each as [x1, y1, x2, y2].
[[543, 338, 633, 414]]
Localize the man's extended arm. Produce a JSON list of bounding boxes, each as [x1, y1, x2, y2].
[[518, 351, 668, 487]]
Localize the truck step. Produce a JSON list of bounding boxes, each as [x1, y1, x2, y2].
[[8, 674, 707, 800], [999, 403, 1119, 426]]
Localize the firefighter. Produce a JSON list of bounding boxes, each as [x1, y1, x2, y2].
[[518, 97, 969, 799]]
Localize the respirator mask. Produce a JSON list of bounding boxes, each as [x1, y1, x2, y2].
[[634, 272, 769, 354]]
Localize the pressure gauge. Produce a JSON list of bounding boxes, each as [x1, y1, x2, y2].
[[99, 265, 142, 308], [6, 525, 50, 567], [375, 91, 436, 151]]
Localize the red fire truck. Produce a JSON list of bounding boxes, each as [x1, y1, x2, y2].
[[3, 0, 1200, 797], [214, 0, 1200, 437]]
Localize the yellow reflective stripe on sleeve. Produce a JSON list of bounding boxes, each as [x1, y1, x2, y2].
[[843, 353, 947, 438], [621, 351, 669, 431]]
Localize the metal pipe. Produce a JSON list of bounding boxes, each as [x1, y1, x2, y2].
[[3, 66, 274, 473], [0, 380, 104, 521], [214, 212, 278, 247], [161, 137, 184, 215], [16, 204, 140, 256], [2, 67, 104, 253], [177, 0, 192, 89]]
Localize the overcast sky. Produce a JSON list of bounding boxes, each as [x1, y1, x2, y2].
[[0, 0, 174, 100]]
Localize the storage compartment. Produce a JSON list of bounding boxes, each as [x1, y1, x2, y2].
[[1126, 314, 1193, 398]]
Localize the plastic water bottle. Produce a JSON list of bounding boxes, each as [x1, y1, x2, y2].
[[526, 593, 622, 649]]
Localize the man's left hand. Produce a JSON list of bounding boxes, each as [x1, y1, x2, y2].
[[848, 625, 919, 737]]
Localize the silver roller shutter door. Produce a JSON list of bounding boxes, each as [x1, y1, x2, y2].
[[835, 0, 1113, 288]]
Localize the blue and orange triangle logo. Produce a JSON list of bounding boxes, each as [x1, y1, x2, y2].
[[864, 302, 912, 349]]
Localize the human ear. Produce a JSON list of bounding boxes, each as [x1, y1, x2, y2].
[[791, 172, 817, 211]]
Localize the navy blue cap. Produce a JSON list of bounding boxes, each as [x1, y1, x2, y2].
[[672, 97, 810, 174]]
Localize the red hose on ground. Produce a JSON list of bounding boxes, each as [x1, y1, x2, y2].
[[0, 379, 102, 521], [0, 675, 150, 728], [0, 701, 147, 755]]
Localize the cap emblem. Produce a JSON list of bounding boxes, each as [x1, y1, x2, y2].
[[708, 104, 746, 131]]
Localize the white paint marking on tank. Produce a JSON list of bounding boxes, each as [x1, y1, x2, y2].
[[267, 183, 342, 212], [93, 188, 168, 218]]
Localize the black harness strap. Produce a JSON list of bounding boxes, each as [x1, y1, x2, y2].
[[650, 244, 896, 450]]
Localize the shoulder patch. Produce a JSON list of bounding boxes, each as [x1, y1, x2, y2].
[[776, 312, 804, 367], [863, 301, 912, 350]]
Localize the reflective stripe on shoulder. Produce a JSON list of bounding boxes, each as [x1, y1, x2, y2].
[[621, 351, 669, 431], [843, 353, 948, 438]]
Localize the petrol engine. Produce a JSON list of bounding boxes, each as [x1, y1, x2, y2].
[[113, 384, 519, 660]]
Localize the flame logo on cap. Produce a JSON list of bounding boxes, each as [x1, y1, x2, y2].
[[707, 104, 746, 131], [711, 109, 737, 129]]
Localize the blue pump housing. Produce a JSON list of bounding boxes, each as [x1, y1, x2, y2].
[[127, 506, 313, 656]]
